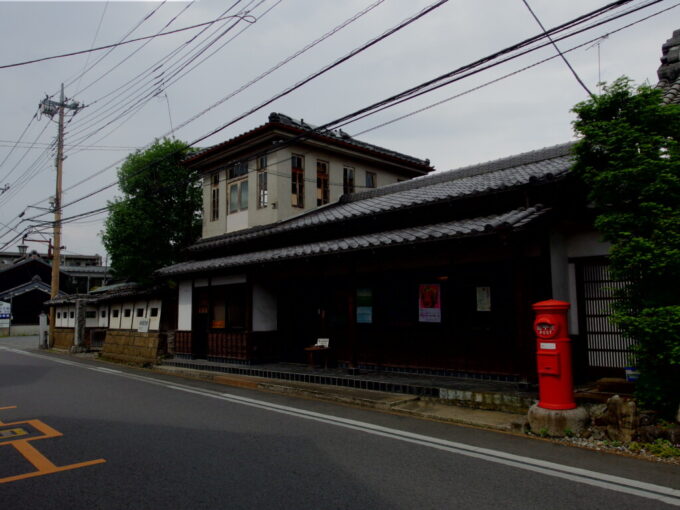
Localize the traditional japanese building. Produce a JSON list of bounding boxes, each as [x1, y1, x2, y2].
[[158, 142, 624, 382]]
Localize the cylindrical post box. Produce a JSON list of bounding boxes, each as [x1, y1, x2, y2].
[[532, 299, 576, 410]]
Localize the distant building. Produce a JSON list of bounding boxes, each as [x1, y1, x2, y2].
[[0, 251, 109, 334], [185, 112, 434, 238]]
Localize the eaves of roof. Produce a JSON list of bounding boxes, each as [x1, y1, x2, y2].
[[0, 280, 65, 300], [158, 205, 548, 277], [183, 113, 432, 171]]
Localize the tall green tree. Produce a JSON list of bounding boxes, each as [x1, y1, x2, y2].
[[102, 138, 201, 283], [572, 77, 680, 417]]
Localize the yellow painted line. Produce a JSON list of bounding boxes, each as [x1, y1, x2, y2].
[[0, 411, 106, 483], [0, 406, 17, 410]]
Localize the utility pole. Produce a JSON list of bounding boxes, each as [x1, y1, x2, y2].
[[39, 84, 81, 348]]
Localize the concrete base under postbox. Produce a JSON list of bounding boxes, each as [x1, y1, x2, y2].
[[527, 403, 589, 437]]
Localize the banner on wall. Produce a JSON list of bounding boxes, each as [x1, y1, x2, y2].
[[418, 284, 441, 323]]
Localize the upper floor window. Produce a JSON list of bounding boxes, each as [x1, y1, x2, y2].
[[228, 161, 248, 180], [366, 171, 377, 189], [210, 173, 220, 221], [257, 155, 268, 208], [229, 180, 248, 213], [343, 166, 355, 194], [316, 160, 329, 206], [291, 154, 304, 208]]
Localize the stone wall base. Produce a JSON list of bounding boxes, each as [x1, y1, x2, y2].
[[52, 328, 75, 350], [101, 330, 162, 365]]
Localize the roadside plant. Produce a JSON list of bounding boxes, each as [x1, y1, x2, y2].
[[572, 77, 680, 418]]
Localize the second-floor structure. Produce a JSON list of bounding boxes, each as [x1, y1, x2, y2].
[[185, 112, 434, 239]]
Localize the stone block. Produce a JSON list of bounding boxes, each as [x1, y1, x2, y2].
[[527, 404, 589, 437]]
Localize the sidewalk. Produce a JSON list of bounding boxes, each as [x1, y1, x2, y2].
[[154, 358, 535, 433]]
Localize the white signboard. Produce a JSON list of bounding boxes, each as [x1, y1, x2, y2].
[[476, 287, 491, 312], [0, 301, 10, 329], [138, 318, 150, 333]]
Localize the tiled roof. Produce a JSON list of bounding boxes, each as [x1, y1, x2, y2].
[[184, 112, 432, 170], [656, 29, 680, 105], [188, 142, 573, 253], [158, 205, 548, 276]]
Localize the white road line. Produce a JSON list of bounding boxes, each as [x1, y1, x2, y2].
[[2, 346, 679, 506]]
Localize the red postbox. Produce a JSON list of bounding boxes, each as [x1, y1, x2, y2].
[[532, 299, 576, 410]]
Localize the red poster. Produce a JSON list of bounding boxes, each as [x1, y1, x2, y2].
[[419, 284, 441, 323]]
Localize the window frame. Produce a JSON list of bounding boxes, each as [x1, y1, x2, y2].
[[291, 154, 305, 208], [210, 172, 220, 221], [257, 154, 268, 208], [343, 166, 355, 194], [366, 171, 377, 189], [316, 160, 329, 206]]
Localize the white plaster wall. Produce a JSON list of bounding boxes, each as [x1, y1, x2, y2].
[[67, 307, 75, 328], [109, 304, 122, 329], [98, 306, 109, 328], [131, 301, 147, 330], [226, 210, 248, 233], [56, 306, 66, 328], [252, 283, 277, 332], [566, 230, 611, 258], [178, 280, 192, 331], [120, 303, 133, 330], [85, 307, 98, 328], [148, 299, 162, 331]]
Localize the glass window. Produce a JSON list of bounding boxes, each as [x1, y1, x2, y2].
[[101, 310, 107, 318], [240, 180, 248, 210], [86, 311, 96, 319], [210, 173, 220, 221], [291, 154, 304, 208], [136, 308, 145, 318], [366, 171, 377, 189], [228, 161, 248, 179], [124, 309, 131, 318], [229, 183, 239, 213], [317, 160, 329, 206], [343, 167, 355, 194], [112, 309, 120, 318], [150, 308, 159, 317], [257, 170, 268, 208], [70, 311, 75, 319]]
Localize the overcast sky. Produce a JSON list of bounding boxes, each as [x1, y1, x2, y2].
[[0, 0, 676, 260]]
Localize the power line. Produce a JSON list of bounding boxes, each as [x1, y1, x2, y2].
[[520, 0, 594, 98], [17, 0, 396, 210], [354, 0, 680, 137], [0, 11, 257, 71], [5, 0, 659, 238]]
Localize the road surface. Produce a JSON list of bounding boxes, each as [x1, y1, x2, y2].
[[1, 336, 678, 509]]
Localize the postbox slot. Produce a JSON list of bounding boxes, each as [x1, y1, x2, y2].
[[537, 353, 560, 375]]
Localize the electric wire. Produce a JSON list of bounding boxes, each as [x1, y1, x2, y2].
[[353, 0, 680, 137], [49, 0, 387, 196], [0, 9, 255, 71], [4, 0, 664, 245], [520, 0, 595, 98]]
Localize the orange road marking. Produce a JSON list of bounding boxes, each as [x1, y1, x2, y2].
[[0, 406, 17, 410], [0, 409, 106, 483]]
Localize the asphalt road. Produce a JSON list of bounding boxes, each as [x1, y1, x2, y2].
[[1, 336, 678, 509]]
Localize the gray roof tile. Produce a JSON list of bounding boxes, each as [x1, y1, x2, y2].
[[158, 206, 548, 276]]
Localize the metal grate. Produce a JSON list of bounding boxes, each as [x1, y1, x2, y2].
[[579, 261, 636, 368]]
